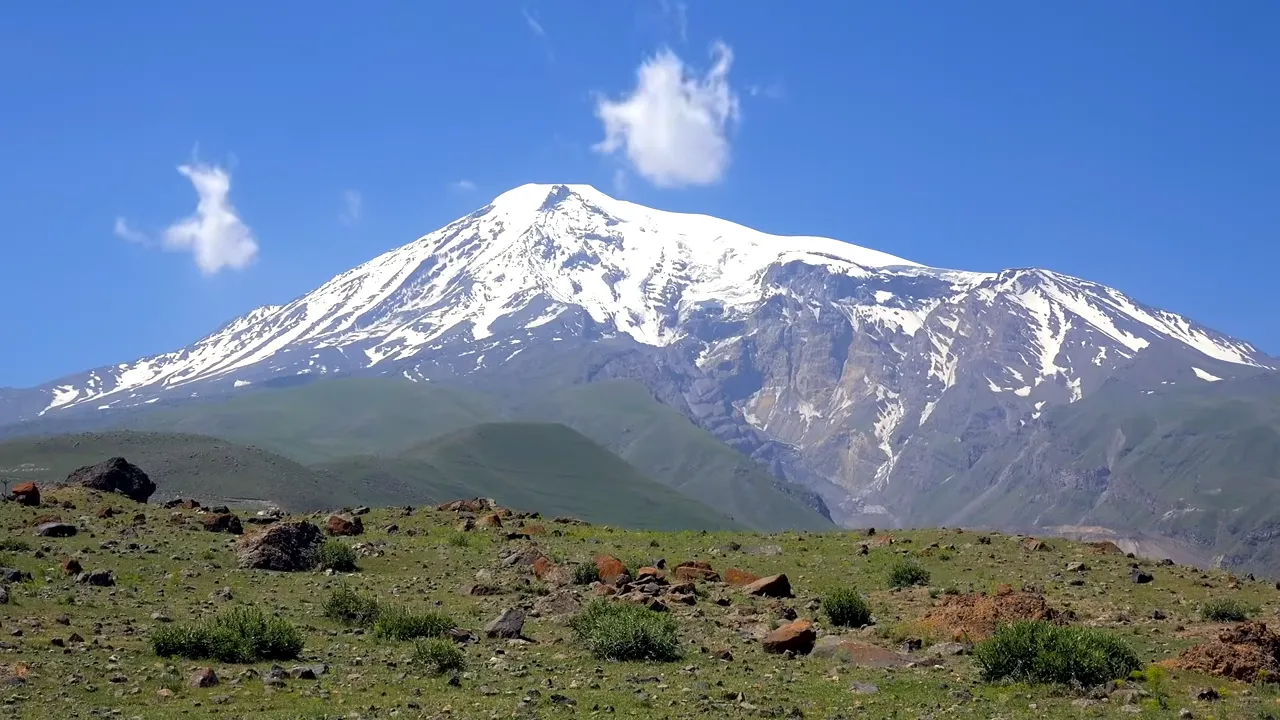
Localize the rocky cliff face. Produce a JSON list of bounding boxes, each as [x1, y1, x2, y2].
[[2, 184, 1273, 529]]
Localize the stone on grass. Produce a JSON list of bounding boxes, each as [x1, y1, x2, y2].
[[744, 573, 793, 598], [762, 619, 816, 655], [235, 520, 323, 571], [485, 608, 526, 639], [67, 457, 156, 503]]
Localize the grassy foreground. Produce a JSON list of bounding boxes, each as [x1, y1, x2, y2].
[[1, 487, 1278, 719]]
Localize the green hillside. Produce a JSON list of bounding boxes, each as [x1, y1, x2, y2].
[[0, 431, 360, 510], [924, 371, 1280, 574], [388, 422, 740, 531], [513, 381, 830, 530]]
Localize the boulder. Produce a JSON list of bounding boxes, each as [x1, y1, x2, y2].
[[532, 590, 582, 618], [503, 545, 548, 568], [762, 619, 817, 655], [61, 557, 82, 575], [189, 668, 218, 688], [325, 514, 363, 536], [77, 569, 116, 587], [36, 522, 77, 538], [477, 513, 504, 528], [235, 520, 323, 571], [595, 555, 627, 584], [674, 561, 720, 582], [484, 608, 526, 639], [10, 482, 39, 506], [67, 457, 156, 503], [811, 636, 913, 667], [0, 567, 31, 583], [724, 568, 760, 586], [1131, 570, 1154, 584], [744, 573, 793, 598], [201, 513, 243, 535], [455, 517, 476, 532]]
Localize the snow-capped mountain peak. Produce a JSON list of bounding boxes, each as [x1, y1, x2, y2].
[[7, 183, 1272, 428]]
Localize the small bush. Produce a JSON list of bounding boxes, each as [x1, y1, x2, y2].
[[446, 532, 471, 548], [323, 583, 381, 627], [414, 637, 466, 675], [317, 539, 358, 572], [823, 587, 872, 628], [887, 559, 930, 589], [570, 599, 681, 662], [372, 606, 455, 642], [974, 620, 1141, 687], [1201, 597, 1254, 622], [151, 607, 304, 663], [573, 563, 601, 585], [0, 539, 30, 552]]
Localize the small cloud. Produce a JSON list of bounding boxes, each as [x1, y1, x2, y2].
[[593, 42, 740, 188], [113, 217, 150, 245], [451, 179, 477, 192], [658, 0, 688, 43], [521, 7, 545, 36], [340, 189, 363, 225], [748, 82, 785, 100], [162, 162, 259, 275]]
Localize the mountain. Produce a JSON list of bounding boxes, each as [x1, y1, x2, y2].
[[324, 422, 740, 531], [2, 183, 1274, 542]]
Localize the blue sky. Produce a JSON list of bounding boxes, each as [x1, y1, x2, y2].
[[2, 1, 1277, 388]]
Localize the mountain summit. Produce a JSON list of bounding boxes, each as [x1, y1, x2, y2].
[[2, 183, 1274, 525]]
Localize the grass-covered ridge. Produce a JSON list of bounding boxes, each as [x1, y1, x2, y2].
[[1, 484, 1276, 719]]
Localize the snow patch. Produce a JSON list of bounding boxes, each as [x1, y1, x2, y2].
[[1191, 367, 1222, 382]]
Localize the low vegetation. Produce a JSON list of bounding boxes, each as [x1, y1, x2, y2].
[[372, 606, 456, 641], [973, 620, 1141, 687], [322, 583, 381, 626], [572, 562, 601, 585], [414, 637, 467, 675], [887, 558, 930, 588], [570, 599, 681, 661], [1200, 597, 1254, 622], [150, 607, 304, 663], [316, 539, 358, 572], [822, 587, 872, 628]]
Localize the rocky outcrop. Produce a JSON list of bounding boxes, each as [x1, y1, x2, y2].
[[202, 513, 243, 535], [67, 457, 156, 503], [235, 520, 323, 571], [9, 482, 39, 506], [326, 514, 363, 536]]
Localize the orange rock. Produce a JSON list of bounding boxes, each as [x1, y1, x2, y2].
[[477, 513, 504, 529], [326, 514, 363, 536], [675, 560, 720, 582], [10, 482, 39, 507], [744, 574, 793, 598], [524, 523, 547, 536], [61, 557, 82, 575], [762, 619, 816, 654], [724, 568, 760, 586], [595, 555, 626, 583], [593, 583, 618, 597], [533, 556, 557, 581], [635, 566, 665, 581]]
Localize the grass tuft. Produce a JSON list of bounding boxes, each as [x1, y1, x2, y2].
[[822, 587, 872, 628], [570, 599, 681, 662], [372, 606, 455, 642], [151, 607, 304, 663], [973, 620, 1141, 687], [1200, 597, 1254, 622], [316, 539, 358, 572], [887, 559, 931, 589], [414, 637, 466, 675], [572, 563, 601, 585], [323, 583, 381, 627]]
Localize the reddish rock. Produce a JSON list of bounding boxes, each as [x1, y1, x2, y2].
[[325, 514, 363, 537], [635, 566, 666, 581], [61, 557, 82, 576], [189, 667, 219, 688], [724, 568, 760, 586], [595, 555, 627, 584], [675, 560, 720, 582], [33, 513, 63, 525], [524, 523, 547, 536], [1022, 537, 1051, 551], [10, 482, 40, 507], [744, 573, 793, 598], [201, 513, 244, 535], [455, 517, 476, 532], [533, 556, 558, 581], [593, 583, 619, 597], [235, 520, 324, 571], [477, 513, 503, 529], [762, 619, 817, 655], [438, 498, 495, 513], [96, 506, 116, 519], [180, 499, 202, 510]]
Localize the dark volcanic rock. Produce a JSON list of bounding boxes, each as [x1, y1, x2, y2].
[[235, 520, 323, 571], [36, 522, 77, 538], [484, 608, 527, 639], [67, 457, 156, 503], [77, 569, 116, 587]]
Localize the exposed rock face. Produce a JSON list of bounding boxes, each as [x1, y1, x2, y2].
[[325, 514, 363, 536], [202, 513, 243, 535], [67, 457, 156, 503], [10, 482, 39, 506], [1174, 621, 1280, 682], [744, 574, 793, 598], [235, 520, 323, 571], [762, 619, 817, 654]]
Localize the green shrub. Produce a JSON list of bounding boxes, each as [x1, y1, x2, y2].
[[151, 607, 304, 663], [570, 599, 681, 661], [446, 532, 471, 548], [323, 583, 381, 627], [0, 539, 30, 552], [372, 606, 455, 642], [974, 620, 1141, 687], [572, 563, 601, 585], [1200, 597, 1254, 622], [414, 637, 466, 675], [887, 559, 930, 589], [317, 540, 358, 572], [823, 587, 872, 628]]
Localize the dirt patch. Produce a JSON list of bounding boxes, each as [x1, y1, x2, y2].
[[1171, 621, 1280, 682], [920, 590, 1066, 641]]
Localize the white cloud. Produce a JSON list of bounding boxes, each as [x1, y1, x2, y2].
[[162, 163, 259, 275], [521, 8, 545, 36], [594, 42, 740, 188], [112, 217, 149, 245], [659, 0, 688, 42], [340, 189, 362, 225], [451, 179, 477, 192]]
